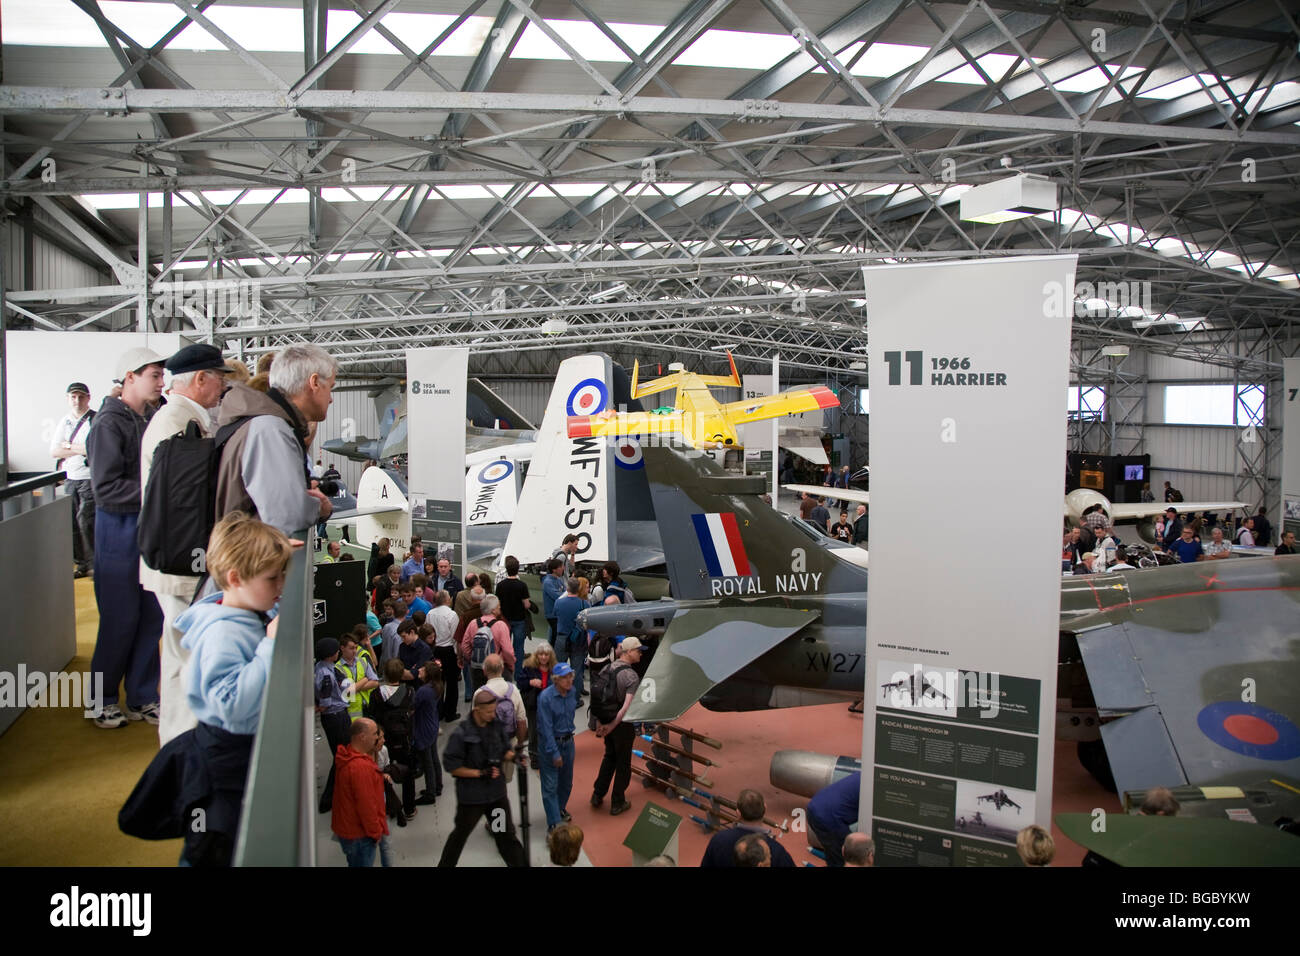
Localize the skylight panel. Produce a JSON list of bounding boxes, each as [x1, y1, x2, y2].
[[1131, 73, 1219, 100], [1051, 65, 1143, 94], [675, 28, 799, 71], [936, 53, 1044, 85], [512, 19, 660, 63]]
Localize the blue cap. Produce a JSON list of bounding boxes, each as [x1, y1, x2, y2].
[[553, 662, 574, 678]]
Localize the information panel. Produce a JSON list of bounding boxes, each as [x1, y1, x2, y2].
[[406, 348, 468, 576], [860, 256, 1075, 865]]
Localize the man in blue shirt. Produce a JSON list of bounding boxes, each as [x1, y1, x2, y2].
[[315, 637, 351, 813], [700, 790, 795, 867], [400, 543, 425, 583], [536, 663, 580, 830], [553, 578, 589, 695], [1169, 525, 1204, 563], [806, 772, 860, 867], [541, 558, 566, 641]]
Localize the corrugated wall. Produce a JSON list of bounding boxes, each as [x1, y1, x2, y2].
[[479, 379, 550, 428], [310, 383, 383, 493]]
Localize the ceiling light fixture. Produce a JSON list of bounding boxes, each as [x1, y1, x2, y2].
[[959, 173, 1058, 224]]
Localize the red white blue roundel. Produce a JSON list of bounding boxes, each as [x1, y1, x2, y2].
[[614, 437, 644, 470], [477, 460, 514, 484], [1196, 701, 1300, 761], [567, 379, 609, 417]]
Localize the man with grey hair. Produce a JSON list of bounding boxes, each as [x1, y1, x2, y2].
[[460, 594, 513, 692], [842, 833, 875, 867], [139, 344, 232, 744], [214, 344, 337, 535]]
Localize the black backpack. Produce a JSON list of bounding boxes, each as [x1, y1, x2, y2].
[[373, 685, 414, 751], [591, 661, 630, 723], [138, 417, 250, 576]]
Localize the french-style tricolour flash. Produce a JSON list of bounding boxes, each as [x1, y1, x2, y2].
[[691, 512, 751, 577]]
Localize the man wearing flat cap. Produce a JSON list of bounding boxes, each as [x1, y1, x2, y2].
[[86, 347, 166, 729], [50, 382, 97, 578], [140, 343, 233, 744]]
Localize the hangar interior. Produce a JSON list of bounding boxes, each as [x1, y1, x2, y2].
[[0, 0, 1298, 870]]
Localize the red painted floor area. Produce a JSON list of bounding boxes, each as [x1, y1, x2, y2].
[[566, 701, 1118, 867]]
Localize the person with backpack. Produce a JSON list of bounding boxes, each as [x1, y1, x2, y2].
[[589, 637, 644, 817], [553, 577, 589, 697], [437, 687, 526, 868], [600, 561, 635, 605], [481, 654, 528, 758], [458, 594, 513, 694], [138, 344, 234, 744], [369, 658, 418, 822]]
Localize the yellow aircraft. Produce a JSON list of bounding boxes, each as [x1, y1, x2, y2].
[[566, 352, 839, 449]]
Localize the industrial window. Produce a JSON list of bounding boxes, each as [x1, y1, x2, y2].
[[857, 390, 870, 415], [1163, 385, 1263, 426], [1066, 385, 1106, 421]]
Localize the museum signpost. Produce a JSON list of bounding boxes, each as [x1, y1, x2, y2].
[[406, 347, 469, 577], [860, 256, 1076, 865]]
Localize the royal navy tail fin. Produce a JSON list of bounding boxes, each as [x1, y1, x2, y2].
[[642, 445, 867, 601]]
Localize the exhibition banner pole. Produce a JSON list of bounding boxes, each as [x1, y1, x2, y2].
[[405, 347, 469, 578], [859, 255, 1076, 866]]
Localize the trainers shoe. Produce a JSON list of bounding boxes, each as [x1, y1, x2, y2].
[[610, 800, 632, 816], [561, 811, 572, 823], [92, 705, 128, 729], [590, 794, 604, 808], [124, 702, 161, 725]]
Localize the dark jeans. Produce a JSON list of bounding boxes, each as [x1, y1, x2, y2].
[[67, 479, 95, 572], [436, 796, 525, 867], [432, 645, 459, 719], [340, 836, 377, 867], [416, 742, 443, 796], [90, 510, 162, 709], [508, 620, 527, 681], [318, 709, 351, 813], [592, 721, 636, 806], [809, 817, 848, 868]]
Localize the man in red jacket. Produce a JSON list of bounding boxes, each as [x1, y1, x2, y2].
[[331, 717, 390, 867]]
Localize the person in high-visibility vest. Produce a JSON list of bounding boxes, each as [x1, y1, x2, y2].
[[336, 634, 380, 719]]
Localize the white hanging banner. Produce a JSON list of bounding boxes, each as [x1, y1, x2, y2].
[[1283, 359, 1300, 539], [860, 255, 1076, 866], [406, 348, 469, 576]]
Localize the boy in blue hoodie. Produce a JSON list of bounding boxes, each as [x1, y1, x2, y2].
[[174, 512, 291, 862]]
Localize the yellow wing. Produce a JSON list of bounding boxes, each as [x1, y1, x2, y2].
[[720, 385, 840, 425]]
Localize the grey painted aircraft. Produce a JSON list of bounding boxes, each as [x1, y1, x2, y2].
[[584, 443, 1300, 798]]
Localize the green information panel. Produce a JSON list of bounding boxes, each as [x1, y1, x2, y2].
[[873, 820, 1021, 867], [875, 713, 1037, 791], [622, 802, 682, 859], [954, 672, 1040, 732], [873, 768, 956, 830]]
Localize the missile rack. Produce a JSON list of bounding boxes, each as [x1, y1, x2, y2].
[[634, 722, 788, 834]]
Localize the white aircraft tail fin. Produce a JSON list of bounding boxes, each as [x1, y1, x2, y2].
[[501, 354, 616, 566], [466, 459, 520, 527], [352, 466, 411, 551]]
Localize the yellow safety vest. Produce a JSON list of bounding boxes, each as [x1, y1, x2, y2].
[[336, 656, 371, 716]]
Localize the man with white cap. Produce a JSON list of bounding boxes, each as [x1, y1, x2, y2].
[[86, 346, 166, 729], [140, 343, 233, 745], [536, 661, 579, 831], [50, 381, 97, 577], [589, 636, 643, 816]]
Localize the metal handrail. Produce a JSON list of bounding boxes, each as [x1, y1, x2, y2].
[[234, 528, 315, 866], [0, 470, 66, 502]]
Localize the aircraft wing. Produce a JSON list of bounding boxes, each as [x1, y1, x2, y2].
[[1107, 500, 1246, 520], [784, 483, 870, 505], [624, 605, 819, 722], [721, 386, 839, 425], [567, 410, 684, 439], [1054, 813, 1300, 866], [1072, 557, 1300, 796]]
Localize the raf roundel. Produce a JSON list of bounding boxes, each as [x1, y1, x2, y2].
[[566, 378, 609, 417], [614, 437, 644, 470], [1196, 701, 1300, 761], [477, 460, 515, 484]]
